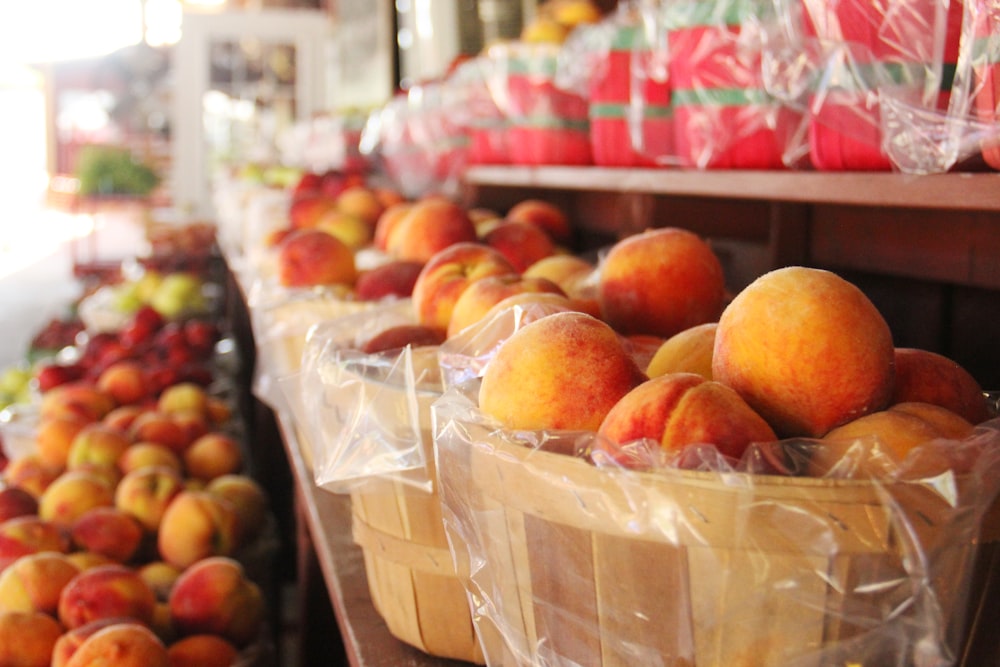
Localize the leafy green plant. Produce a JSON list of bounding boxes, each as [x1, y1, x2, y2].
[[74, 145, 160, 197]]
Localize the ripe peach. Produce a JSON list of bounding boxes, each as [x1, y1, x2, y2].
[[38, 470, 115, 528], [276, 228, 357, 288], [138, 561, 183, 602], [58, 563, 157, 630], [597, 372, 777, 465], [127, 411, 189, 455], [522, 254, 596, 296], [70, 506, 145, 563], [39, 382, 115, 422], [0, 551, 80, 615], [117, 442, 183, 476], [2, 454, 61, 498], [385, 198, 478, 262], [181, 432, 244, 482], [646, 322, 718, 380], [446, 274, 566, 338], [814, 402, 976, 478], [102, 403, 146, 432], [205, 474, 270, 544], [156, 382, 210, 419], [51, 617, 134, 667], [66, 551, 117, 572], [95, 360, 150, 407], [62, 621, 170, 667], [35, 415, 90, 469], [157, 490, 241, 569], [713, 266, 895, 438], [66, 423, 132, 472], [335, 184, 385, 227], [483, 220, 558, 272], [479, 311, 647, 432], [287, 192, 337, 229], [315, 209, 373, 249], [168, 556, 264, 648], [114, 465, 186, 533], [0, 516, 71, 571], [373, 201, 414, 251], [0, 487, 38, 523], [167, 634, 240, 667], [0, 610, 64, 667], [598, 227, 726, 338], [354, 259, 425, 301], [205, 397, 232, 425], [891, 347, 992, 424], [411, 242, 518, 330], [505, 198, 572, 245]]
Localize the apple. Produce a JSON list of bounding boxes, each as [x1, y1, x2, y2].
[[478, 311, 648, 432], [411, 242, 518, 330], [482, 220, 558, 272], [57, 563, 158, 630], [505, 198, 573, 245], [168, 556, 264, 648], [890, 347, 992, 424], [597, 227, 726, 338], [596, 372, 777, 466], [713, 266, 895, 438], [181, 432, 244, 482], [646, 322, 718, 380], [0, 550, 80, 615], [276, 228, 358, 288], [0, 610, 64, 667], [385, 198, 479, 262], [354, 260, 425, 301], [114, 465, 186, 533], [156, 490, 241, 569], [446, 274, 566, 338], [70, 506, 145, 563]]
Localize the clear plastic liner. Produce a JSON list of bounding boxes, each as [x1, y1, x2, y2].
[[359, 82, 469, 200], [443, 56, 512, 166], [433, 380, 1000, 667]]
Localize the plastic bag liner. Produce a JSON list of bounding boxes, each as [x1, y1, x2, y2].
[[433, 380, 1000, 667]]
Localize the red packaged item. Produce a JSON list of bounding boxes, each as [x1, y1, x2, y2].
[[971, 0, 1000, 169]]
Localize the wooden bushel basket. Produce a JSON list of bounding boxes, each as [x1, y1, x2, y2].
[[437, 398, 1000, 667]]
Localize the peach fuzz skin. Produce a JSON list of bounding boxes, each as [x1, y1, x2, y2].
[[712, 266, 895, 439], [478, 311, 648, 432], [385, 198, 478, 263], [890, 347, 992, 425], [598, 372, 777, 464], [646, 322, 718, 380]]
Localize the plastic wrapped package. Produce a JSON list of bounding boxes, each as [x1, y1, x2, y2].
[[762, 0, 965, 172], [645, 0, 802, 168], [964, 0, 1000, 169], [359, 83, 469, 200], [277, 111, 371, 175], [559, 4, 673, 167], [433, 381, 1000, 667], [485, 42, 593, 166], [444, 57, 512, 165]]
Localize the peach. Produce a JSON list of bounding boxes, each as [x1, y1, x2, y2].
[[522, 254, 596, 296], [157, 490, 241, 569], [66, 551, 117, 572], [276, 228, 357, 288], [101, 404, 144, 432], [95, 360, 151, 407], [168, 556, 264, 648], [181, 432, 244, 482], [205, 474, 270, 544], [411, 242, 518, 330], [62, 621, 170, 667], [713, 266, 896, 438], [38, 470, 115, 528], [117, 442, 184, 476], [482, 220, 558, 272], [205, 397, 232, 425], [35, 415, 90, 469], [114, 465, 186, 533], [891, 347, 992, 424], [2, 454, 62, 498], [360, 324, 447, 355], [469, 206, 503, 236], [315, 209, 373, 249], [385, 198, 478, 262], [0, 516, 71, 571], [70, 506, 145, 563], [479, 311, 648, 432], [335, 184, 385, 226], [505, 198, 572, 245], [446, 274, 566, 338], [0, 610, 64, 667], [39, 382, 115, 423], [51, 617, 135, 667], [646, 322, 718, 380], [354, 259, 425, 301], [287, 192, 338, 229], [0, 551, 80, 614], [814, 402, 976, 478], [169, 412, 211, 448], [167, 634, 239, 667], [0, 486, 38, 523], [66, 423, 132, 472], [597, 372, 777, 465], [127, 410, 189, 455], [598, 227, 726, 338], [138, 561, 183, 602], [156, 382, 210, 419], [373, 200, 414, 251], [58, 563, 157, 630]]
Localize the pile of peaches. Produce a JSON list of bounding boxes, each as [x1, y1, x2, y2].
[[0, 325, 271, 665], [265, 173, 996, 481]]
